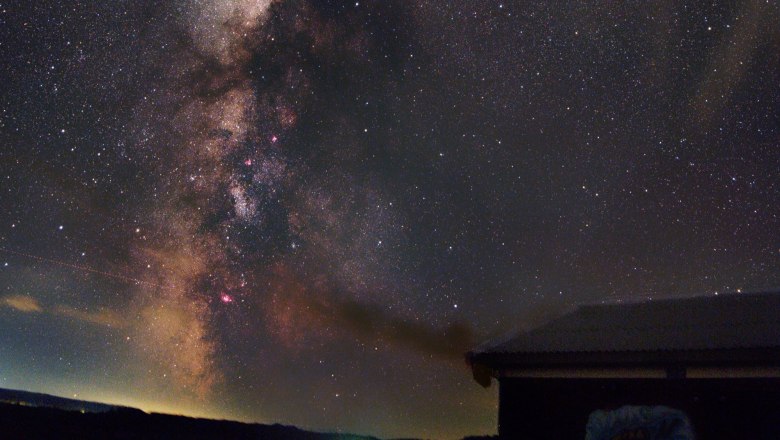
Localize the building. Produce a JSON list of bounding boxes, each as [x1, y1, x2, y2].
[[467, 292, 780, 439]]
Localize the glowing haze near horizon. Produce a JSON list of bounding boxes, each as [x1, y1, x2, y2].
[[1, 1, 779, 438]]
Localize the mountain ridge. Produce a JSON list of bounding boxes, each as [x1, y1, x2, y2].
[[0, 387, 380, 439]]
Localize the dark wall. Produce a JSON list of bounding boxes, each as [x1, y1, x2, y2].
[[497, 377, 780, 439]]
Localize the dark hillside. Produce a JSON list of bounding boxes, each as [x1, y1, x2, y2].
[[0, 388, 378, 440]]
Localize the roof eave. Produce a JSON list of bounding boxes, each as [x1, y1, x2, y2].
[[468, 346, 780, 371]]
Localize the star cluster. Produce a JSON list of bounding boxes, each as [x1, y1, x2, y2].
[[1, 1, 779, 438]]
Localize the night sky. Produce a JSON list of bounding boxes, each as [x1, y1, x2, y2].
[[1, 1, 779, 438]]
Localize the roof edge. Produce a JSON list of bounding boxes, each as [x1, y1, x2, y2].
[[467, 346, 780, 371]]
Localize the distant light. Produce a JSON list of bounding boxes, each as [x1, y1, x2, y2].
[[220, 293, 234, 303]]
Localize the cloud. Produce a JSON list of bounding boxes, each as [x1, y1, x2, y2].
[[690, 0, 777, 133], [1, 294, 128, 329], [328, 299, 474, 360], [263, 268, 475, 360], [53, 305, 128, 329], [1, 295, 43, 313]]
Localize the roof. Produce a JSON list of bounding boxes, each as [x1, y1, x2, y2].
[[468, 291, 780, 370]]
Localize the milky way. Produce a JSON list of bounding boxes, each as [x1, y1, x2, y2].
[[1, 1, 780, 438]]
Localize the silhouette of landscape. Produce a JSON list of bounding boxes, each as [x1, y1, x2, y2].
[[0, 387, 377, 440], [0, 387, 496, 440]]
